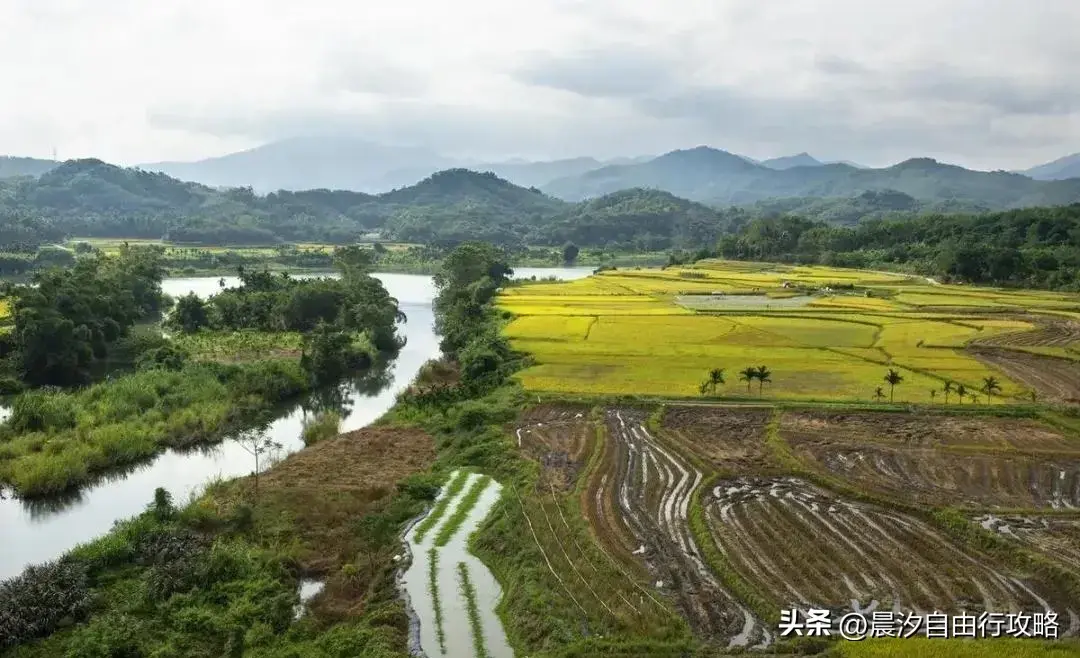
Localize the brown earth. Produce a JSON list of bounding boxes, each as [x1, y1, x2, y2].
[[977, 515, 1080, 579], [661, 406, 772, 472], [516, 403, 595, 491], [223, 426, 435, 620], [782, 411, 1080, 509], [970, 348, 1080, 404], [582, 408, 769, 648], [706, 477, 1061, 615]]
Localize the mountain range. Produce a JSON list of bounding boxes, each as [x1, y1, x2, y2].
[[1019, 153, 1080, 181], [3, 139, 1080, 212]]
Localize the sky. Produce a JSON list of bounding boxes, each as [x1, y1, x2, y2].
[[2, 0, 1079, 170]]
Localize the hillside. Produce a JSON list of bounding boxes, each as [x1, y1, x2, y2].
[[527, 188, 736, 250], [760, 153, 824, 170], [0, 156, 59, 179], [1022, 153, 1080, 181], [542, 147, 1080, 208], [141, 136, 456, 193]]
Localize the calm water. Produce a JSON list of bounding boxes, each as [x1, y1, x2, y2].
[[0, 267, 592, 581]]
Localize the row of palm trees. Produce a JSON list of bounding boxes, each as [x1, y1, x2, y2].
[[697, 365, 1018, 405], [698, 366, 773, 397], [873, 368, 1005, 405]]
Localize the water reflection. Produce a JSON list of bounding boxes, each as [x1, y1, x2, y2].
[[0, 267, 592, 581]]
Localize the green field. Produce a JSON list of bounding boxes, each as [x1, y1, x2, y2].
[[499, 260, 1080, 403]]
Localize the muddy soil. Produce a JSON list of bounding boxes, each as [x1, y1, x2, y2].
[[706, 477, 1064, 617], [516, 404, 594, 491], [976, 515, 1080, 577], [783, 412, 1080, 509], [970, 348, 1080, 404], [661, 406, 772, 471], [587, 408, 769, 647]]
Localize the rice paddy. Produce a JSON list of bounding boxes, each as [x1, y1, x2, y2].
[[505, 403, 1080, 651], [498, 260, 1080, 403]]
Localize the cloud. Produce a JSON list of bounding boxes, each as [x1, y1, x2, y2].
[[2, 0, 1079, 168]]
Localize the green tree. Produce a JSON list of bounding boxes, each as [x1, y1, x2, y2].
[[698, 381, 710, 396], [873, 387, 886, 402], [708, 367, 725, 394], [943, 380, 954, 404], [739, 366, 757, 393], [171, 293, 208, 333], [562, 243, 580, 265], [956, 383, 968, 405], [236, 430, 283, 496], [929, 389, 937, 403], [884, 368, 904, 403], [754, 365, 771, 396], [981, 376, 1001, 404]]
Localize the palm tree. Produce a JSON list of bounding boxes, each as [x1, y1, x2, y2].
[[739, 367, 758, 394], [755, 366, 772, 397], [708, 368, 726, 394], [699, 381, 711, 397], [883, 368, 904, 403], [982, 376, 1001, 404], [956, 383, 967, 405], [873, 387, 886, 402], [930, 389, 937, 403], [1029, 390, 1039, 404], [943, 381, 954, 404], [969, 393, 980, 405]]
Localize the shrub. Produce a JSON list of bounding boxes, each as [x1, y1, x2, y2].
[[300, 411, 341, 446], [0, 559, 92, 648], [8, 390, 77, 432]]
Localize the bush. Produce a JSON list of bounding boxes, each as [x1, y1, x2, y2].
[[0, 559, 92, 648], [0, 377, 24, 395], [8, 390, 77, 432], [300, 410, 341, 446]]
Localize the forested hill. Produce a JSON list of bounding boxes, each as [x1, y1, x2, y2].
[[541, 146, 1080, 207], [717, 203, 1080, 290], [0, 159, 744, 249], [0, 156, 59, 179]]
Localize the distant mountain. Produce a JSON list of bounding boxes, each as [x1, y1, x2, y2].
[[541, 147, 1080, 209], [1021, 153, 1080, 181], [141, 136, 456, 193], [760, 153, 824, 170], [0, 156, 58, 179], [471, 157, 606, 189]]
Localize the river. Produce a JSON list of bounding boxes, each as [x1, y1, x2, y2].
[[0, 266, 592, 581]]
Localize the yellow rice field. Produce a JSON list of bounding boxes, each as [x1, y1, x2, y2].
[[499, 260, 1080, 402]]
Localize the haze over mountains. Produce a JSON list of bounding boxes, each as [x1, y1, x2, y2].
[[2, 138, 1080, 211]]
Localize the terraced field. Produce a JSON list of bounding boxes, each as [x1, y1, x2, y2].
[[705, 477, 1054, 613], [783, 411, 1080, 509], [499, 259, 1080, 402], [503, 403, 1080, 651], [584, 408, 769, 647]]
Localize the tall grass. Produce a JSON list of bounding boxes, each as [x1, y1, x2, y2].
[[300, 411, 340, 446], [413, 471, 471, 544], [433, 476, 492, 547], [0, 360, 312, 497]]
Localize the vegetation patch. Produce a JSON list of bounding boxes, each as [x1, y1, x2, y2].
[[412, 470, 472, 544], [427, 548, 447, 654], [433, 475, 493, 547], [457, 562, 491, 658]]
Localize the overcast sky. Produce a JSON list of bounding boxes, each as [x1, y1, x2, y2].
[[3, 0, 1079, 169]]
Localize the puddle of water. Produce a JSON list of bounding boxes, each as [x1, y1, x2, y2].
[[293, 578, 326, 620], [675, 294, 813, 310], [402, 471, 513, 658]]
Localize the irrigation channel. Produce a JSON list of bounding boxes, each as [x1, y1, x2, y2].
[[0, 266, 592, 581], [401, 470, 513, 658]]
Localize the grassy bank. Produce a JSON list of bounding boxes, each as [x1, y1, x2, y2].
[[3, 426, 438, 657], [0, 359, 312, 497]]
